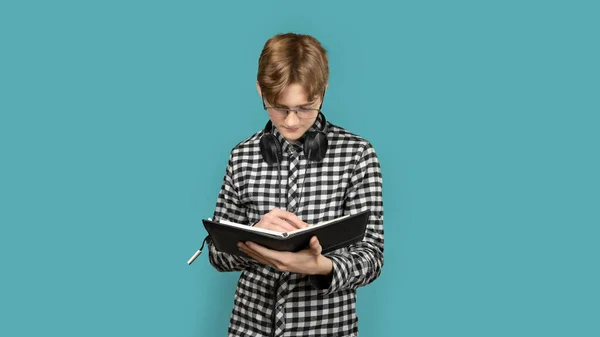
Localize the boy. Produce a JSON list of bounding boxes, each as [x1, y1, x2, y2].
[[207, 33, 384, 337]]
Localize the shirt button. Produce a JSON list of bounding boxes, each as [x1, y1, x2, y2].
[[278, 305, 283, 311]]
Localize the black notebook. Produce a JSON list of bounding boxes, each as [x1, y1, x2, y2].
[[203, 210, 370, 258]]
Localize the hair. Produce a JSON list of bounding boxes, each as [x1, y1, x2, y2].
[[257, 33, 329, 105]]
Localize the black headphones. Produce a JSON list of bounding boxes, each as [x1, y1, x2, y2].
[[259, 113, 329, 165]]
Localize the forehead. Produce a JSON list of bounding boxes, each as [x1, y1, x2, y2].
[[276, 83, 314, 106]]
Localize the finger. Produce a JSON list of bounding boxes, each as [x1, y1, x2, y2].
[[265, 222, 293, 233], [238, 243, 274, 266], [243, 249, 271, 266], [271, 218, 297, 232], [283, 214, 308, 229], [309, 236, 322, 255], [242, 248, 269, 265], [285, 218, 308, 229], [261, 220, 295, 233], [271, 209, 308, 229], [245, 241, 286, 262], [261, 210, 297, 232]]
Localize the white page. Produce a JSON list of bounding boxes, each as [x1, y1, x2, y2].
[[218, 219, 284, 237], [213, 213, 352, 237], [287, 214, 352, 235]]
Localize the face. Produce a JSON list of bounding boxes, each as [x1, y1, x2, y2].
[[258, 83, 321, 142]]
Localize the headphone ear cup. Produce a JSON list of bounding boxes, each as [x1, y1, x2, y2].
[[259, 134, 282, 165], [304, 131, 328, 162]]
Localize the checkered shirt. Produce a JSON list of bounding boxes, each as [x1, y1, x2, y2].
[[207, 114, 384, 337]]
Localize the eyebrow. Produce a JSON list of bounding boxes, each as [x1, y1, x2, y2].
[[275, 101, 316, 108]]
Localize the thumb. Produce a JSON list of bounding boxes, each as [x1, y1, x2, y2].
[[309, 236, 322, 256]]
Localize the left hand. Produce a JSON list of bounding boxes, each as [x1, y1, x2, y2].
[[238, 236, 333, 276]]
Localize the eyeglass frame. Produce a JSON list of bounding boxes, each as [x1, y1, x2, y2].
[[261, 89, 326, 119]]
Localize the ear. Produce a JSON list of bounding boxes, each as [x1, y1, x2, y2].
[[256, 81, 262, 97]]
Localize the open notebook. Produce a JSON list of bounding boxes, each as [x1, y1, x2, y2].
[[203, 210, 370, 258]]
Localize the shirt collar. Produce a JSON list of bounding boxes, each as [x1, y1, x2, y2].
[[271, 113, 326, 156]]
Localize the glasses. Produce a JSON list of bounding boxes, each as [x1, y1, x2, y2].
[[261, 92, 326, 119], [262, 101, 321, 119]]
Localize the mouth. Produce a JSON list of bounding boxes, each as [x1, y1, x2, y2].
[[283, 127, 300, 132]]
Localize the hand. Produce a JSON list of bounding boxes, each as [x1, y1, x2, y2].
[[254, 208, 308, 232], [238, 236, 333, 276]]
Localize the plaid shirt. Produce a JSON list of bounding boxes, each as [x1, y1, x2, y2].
[[207, 114, 384, 337]]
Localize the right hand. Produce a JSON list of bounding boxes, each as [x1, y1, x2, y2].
[[254, 208, 308, 232]]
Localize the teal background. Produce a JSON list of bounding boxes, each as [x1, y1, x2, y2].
[[1, 0, 598, 336]]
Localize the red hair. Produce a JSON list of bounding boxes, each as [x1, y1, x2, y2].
[[257, 33, 329, 104]]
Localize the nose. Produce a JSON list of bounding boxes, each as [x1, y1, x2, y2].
[[284, 110, 300, 127]]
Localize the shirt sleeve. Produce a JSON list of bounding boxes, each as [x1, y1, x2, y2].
[[207, 151, 258, 272], [308, 142, 384, 294]]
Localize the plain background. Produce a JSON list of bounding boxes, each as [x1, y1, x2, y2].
[[1, 1, 598, 336]]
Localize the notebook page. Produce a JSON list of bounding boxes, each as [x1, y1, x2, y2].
[[218, 219, 284, 237], [288, 214, 352, 235]]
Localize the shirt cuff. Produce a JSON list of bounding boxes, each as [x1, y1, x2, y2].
[[307, 254, 351, 294]]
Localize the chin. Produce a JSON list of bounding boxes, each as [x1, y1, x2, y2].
[[282, 133, 301, 141], [279, 127, 306, 141]]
